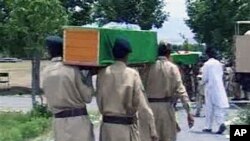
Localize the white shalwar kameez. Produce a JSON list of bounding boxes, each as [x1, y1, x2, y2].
[[202, 58, 229, 130]]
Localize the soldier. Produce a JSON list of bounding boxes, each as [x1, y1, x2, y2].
[[42, 36, 95, 141], [195, 67, 205, 117], [194, 59, 205, 117], [96, 37, 158, 141], [141, 41, 194, 141]]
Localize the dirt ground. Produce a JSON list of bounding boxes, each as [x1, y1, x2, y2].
[[0, 60, 49, 94]]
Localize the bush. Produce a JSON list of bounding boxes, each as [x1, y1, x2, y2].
[[0, 105, 51, 141], [18, 118, 49, 139], [239, 106, 250, 125], [30, 103, 52, 118]]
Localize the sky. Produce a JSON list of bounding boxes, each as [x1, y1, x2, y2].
[[153, 0, 196, 44]]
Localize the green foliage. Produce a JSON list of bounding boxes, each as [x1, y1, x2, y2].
[[138, 0, 167, 30], [30, 103, 52, 118], [0, 111, 51, 141], [18, 118, 50, 139], [3, 0, 69, 106], [239, 106, 250, 125], [94, 0, 141, 25], [1, 0, 68, 58], [186, 0, 250, 55], [94, 0, 168, 30], [60, 0, 94, 25], [0, 0, 9, 54], [6, 0, 68, 48]]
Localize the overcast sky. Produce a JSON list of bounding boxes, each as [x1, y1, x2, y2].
[[153, 0, 196, 44]]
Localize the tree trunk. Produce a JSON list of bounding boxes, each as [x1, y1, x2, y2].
[[31, 51, 40, 107]]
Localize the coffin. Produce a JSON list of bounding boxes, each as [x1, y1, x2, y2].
[[170, 51, 202, 65], [63, 26, 157, 67]]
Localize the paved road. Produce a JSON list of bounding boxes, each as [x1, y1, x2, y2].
[[176, 108, 233, 141], [0, 96, 237, 141], [0, 95, 33, 112], [0, 95, 97, 112]]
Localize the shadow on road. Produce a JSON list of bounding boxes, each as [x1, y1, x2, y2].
[[0, 86, 42, 95], [190, 130, 214, 135]]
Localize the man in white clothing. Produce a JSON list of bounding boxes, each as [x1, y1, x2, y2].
[[202, 47, 229, 134]]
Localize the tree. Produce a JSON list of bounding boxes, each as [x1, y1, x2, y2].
[[94, 0, 167, 30], [137, 0, 167, 29], [0, 0, 9, 55], [60, 0, 94, 25], [186, 0, 250, 55], [6, 0, 68, 106]]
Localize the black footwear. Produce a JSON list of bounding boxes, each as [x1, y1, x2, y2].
[[202, 129, 212, 133], [194, 113, 201, 117], [216, 124, 227, 134]]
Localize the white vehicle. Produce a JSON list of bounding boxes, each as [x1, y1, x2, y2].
[[0, 58, 22, 63]]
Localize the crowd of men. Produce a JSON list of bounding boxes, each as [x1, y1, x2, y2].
[[42, 36, 229, 141]]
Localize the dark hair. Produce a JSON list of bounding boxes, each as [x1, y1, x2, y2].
[[205, 47, 216, 58], [112, 37, 132, 59], [158, 42, 172, 56], [45, 36, 63, 58]]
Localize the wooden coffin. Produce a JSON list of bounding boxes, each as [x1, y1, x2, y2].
[[63, 26, 157, 67]]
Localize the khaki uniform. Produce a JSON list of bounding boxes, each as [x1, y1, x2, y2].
[[97, 61, 157, 141], [195, 75, 204, 116], [141, 57, 189, 141], [42, 57, 94, 141]]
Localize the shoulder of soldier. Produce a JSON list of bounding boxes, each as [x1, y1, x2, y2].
[[42, 65, 50, 73], [59, 64, 83, 76], [97, 66, 115, 77], [62, 64, 79, 71], [42, 62, 63, 73], [166, 60, 178, 70], [126, 67, 139, 75]]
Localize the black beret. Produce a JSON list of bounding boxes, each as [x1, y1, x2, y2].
[[45, 36, 63, 49], [158, 41, 172, 56], [112, 37, 132, 59], [45, 36, 63, 58]]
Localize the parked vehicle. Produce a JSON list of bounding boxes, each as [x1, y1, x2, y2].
[[0, 58, 22, 63]]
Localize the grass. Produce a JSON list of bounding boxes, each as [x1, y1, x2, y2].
[[238, 106, 250, 125], [0, 112, 51, 141]]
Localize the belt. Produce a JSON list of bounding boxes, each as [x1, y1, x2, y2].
[[103, 115, 135, 125], [148, 97, 172, 103], [54, 108, 88, 118]]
